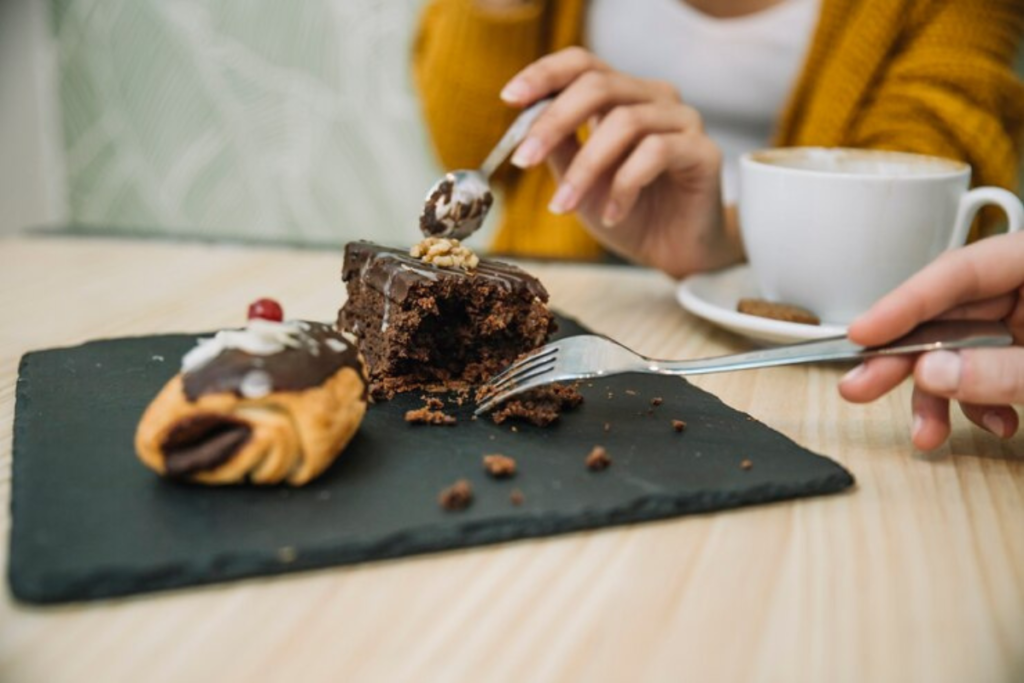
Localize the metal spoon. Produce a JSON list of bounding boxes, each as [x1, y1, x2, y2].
[[419, 97, 554, 240]]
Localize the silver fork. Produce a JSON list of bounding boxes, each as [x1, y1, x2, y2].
[[474, 320, 1013, 415]]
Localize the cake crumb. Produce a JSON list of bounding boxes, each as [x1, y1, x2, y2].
[[487, 383, 584, 426], [439, 479, 473, 510], [511, 425, 518, 433], [672, 419, 687, 432], [586, 446, 611, 471], [603, 422, 611, 433], [625, 389, 638, 396], [405, 398, 457, 426], [483, 454, 517, 478], [510, 489, 525, 506], [651, 397, 663, 407], [740, 459, 754, 471]]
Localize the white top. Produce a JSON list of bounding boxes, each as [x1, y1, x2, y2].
[[586, 0, 820, 203]]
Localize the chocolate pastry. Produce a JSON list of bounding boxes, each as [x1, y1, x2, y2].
[[135, 318, 367, 486], [339, 241, 556, 400]]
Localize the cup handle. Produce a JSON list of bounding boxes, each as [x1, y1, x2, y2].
[[947, 187, 1024, 249]]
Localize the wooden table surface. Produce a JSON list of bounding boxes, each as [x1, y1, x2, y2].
[[1, 234, 1021, 683]]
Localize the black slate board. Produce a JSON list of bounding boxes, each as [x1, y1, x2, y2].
[[9, 316, 854, 604]]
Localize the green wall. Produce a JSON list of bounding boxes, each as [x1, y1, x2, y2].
[[53, 0, 441, 246]]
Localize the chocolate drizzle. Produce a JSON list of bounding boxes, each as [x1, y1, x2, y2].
[[161, 414, 252, 477], [341, 241, 549, 306], [182, 322, 363, 402]]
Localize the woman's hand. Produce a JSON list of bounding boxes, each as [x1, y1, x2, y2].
[[839, 231, 1024, 450], [500, 47, 743, 279]]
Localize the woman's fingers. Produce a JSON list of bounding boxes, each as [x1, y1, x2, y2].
[[839, 354, 1021, 447], [848, 231, 1024, 347], [546, 103, 702, 215], [544, 135, 581, 183], [914, 347, 1024, 405], [935, 294, 1017, 323], [959, 402, 1020, 439], [1008, 291, 1024, 343], [511, 71, 678, 170], [911, 387, 951, 450], [838, 355, 915, 403], [500, 46, 610, 105], [603, 131, 719, 227]]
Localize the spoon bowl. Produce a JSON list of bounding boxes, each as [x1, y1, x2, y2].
[[418, 97, 554, 241], [419, 170, 494, 240]]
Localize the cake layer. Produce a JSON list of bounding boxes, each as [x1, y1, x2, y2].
[[339, 241, 555, 399]]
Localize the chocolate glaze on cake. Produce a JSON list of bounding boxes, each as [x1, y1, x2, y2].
[[183, 322, 363, 402], [343, 242, 547, 308], [339, 241, 556, 399]]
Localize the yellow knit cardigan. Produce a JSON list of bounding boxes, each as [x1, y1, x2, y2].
[[413, 0, 1024, 259]]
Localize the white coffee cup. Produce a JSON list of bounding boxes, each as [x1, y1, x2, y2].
[[738, 147, 1024, 324]]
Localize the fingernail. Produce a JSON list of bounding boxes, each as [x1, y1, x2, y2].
[[548, 182, 577, 215], [982, 412, 1006, 438], [511, 137, 542, 168], [601, 201, 621, 228], [841, 363, 867, 384], [919, 351, 962, 393], [500, 79, 530, 103], [912, 413, 924, 440]]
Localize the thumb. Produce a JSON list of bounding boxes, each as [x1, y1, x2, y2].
[[915, 347, 1024, 405]]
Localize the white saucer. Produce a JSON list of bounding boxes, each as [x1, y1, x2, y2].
[[676, 265, 847, 345]]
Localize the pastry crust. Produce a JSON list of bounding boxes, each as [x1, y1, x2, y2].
[[135, 366, 366, 486]]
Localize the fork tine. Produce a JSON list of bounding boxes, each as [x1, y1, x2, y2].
[[484, 359, 556, 398], [475, 389, 520, 416], [474, 363, 558, 415], [475, 379, 538, 415], [485, 353, 558, 395], [487, 345, 558, 386]]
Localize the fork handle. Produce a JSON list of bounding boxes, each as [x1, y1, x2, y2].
[[652, 320, 1013, 376], [480, 97, 554, 179]]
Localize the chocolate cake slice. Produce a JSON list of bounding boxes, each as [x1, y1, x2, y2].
[[339, 241, 556, 399]]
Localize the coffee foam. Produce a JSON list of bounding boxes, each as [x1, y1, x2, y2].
[[748, 148, 967, 177]]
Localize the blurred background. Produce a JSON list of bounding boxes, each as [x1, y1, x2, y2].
[[2, 0, 1022, 245], [0, 0, 450, 246]]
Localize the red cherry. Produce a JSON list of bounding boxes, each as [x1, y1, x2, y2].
[[247, 298, 284, 322]]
